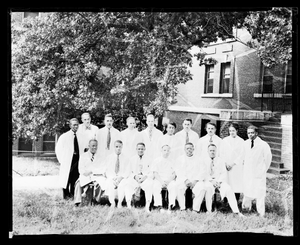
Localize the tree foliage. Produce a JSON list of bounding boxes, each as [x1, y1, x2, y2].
[[12, 11, 250, 139], [243, 7, 293, 67]]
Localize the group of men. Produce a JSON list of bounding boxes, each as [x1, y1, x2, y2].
[[55, 112, 272, 217]]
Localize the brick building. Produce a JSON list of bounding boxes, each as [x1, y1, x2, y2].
[[165, 28, 292, 174]]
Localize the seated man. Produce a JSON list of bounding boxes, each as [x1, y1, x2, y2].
[[104, 140, 131, 208], [152, 145, 177, 213], [175, 142, 207, 212], [125, 142, 154, 212], [74, 139, 103, 206], [203, 144, 244, 217]]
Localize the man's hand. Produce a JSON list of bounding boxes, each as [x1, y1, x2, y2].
[[226, 162, 235, 171], [83, 170, 93, 176], [184, 179, 192, 188], [113, 176, 123, 187]]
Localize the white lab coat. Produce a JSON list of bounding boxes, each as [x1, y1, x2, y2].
[[95, 126, 121, 164], [140, 127, 163, 160], [243, 137, 272, 199], [151, 156, 177, 207], [120, 128, 142, 158], [55, 130, 82, 189], [175, 154, 207, 210], [77, 124, 98, 154], [196, 134, 222, 158], [175, 129, 199, 157], [125, 154, 154, 203], [220, 135, 245, 193], [78, 151, 98, 187], [175, 154, 206, 183]]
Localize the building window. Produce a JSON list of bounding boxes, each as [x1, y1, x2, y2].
[[285, 60, 292, 94], [220, 62, 230, 93], [24, 12, 39, 19], [43, 134, 56, 152], [204, 64, 214, 93], [262, 67, 273, 93]]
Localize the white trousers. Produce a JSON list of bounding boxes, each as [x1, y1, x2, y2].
[[152, 179, 177, 207], [205, 181, 240, 213], [105, 178, 129, 206], [176, 180, 208, 211], [242, 195, 265, 216], [125, 177, 154, 205]]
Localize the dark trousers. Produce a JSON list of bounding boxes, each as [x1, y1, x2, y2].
[[63, 154, 79, 199]]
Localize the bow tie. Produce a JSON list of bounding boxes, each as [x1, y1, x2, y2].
[[85, 126, 91, 130]]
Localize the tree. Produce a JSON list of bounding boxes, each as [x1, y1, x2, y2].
[[11, 11, 248, 139], [243, 7, 293, 68]]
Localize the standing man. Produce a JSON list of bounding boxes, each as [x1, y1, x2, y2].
[[175, 142, 207, 211], [175, 118, 199, 157], [96, 113, 121, 164], [120, 116, 141, 158], [157, 122, 180, 162], [55, 118, 81, 199], [203, 144, 243, 217], [242, 125, 272, 217], [140, 114, 163, 160], [77, 112, 99, 154], [197, 122, 222, 158], [104, 140, 131, 208]]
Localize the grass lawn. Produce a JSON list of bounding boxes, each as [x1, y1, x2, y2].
[[11, 157, 294, 236], [12, 156, 60, 176], [12, 188, 293, 235]]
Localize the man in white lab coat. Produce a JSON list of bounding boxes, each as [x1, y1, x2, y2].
[[104, 140, 131, 208], [55, 118, 81, 199], [152, 145, 177, 212], [74, 139, 104, 205], [175, 142, 207, 211], [242, 125, 272, 217], [175, 118, 199, 157], [96, 113, 121, 164], [203, 144, 244, 217], [77, 112, 99, 154], [126, 142, 154, 212], [140, 114, 163, 159], [120, 116, 141, 158], [197, 122, 222, 158]]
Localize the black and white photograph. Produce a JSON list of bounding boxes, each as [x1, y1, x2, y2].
[[9, 7, 297, 237]]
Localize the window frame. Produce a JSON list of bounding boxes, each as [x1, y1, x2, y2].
[[219, 62, 231, 94], [204, 64, 214, 94]]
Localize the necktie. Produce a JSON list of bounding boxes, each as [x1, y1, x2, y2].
[[74, 133, 79, 155], [138, 156, 143, 174], [209, 136, 213, 143], [186, 132, 189, 144], [107, 128, 111, 150], [149, 129, 152, 141], [91, 153, 94, 162], [210, 158, 214, 176], [115, 154, 120, 174], [251, 140, 254, 149]]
